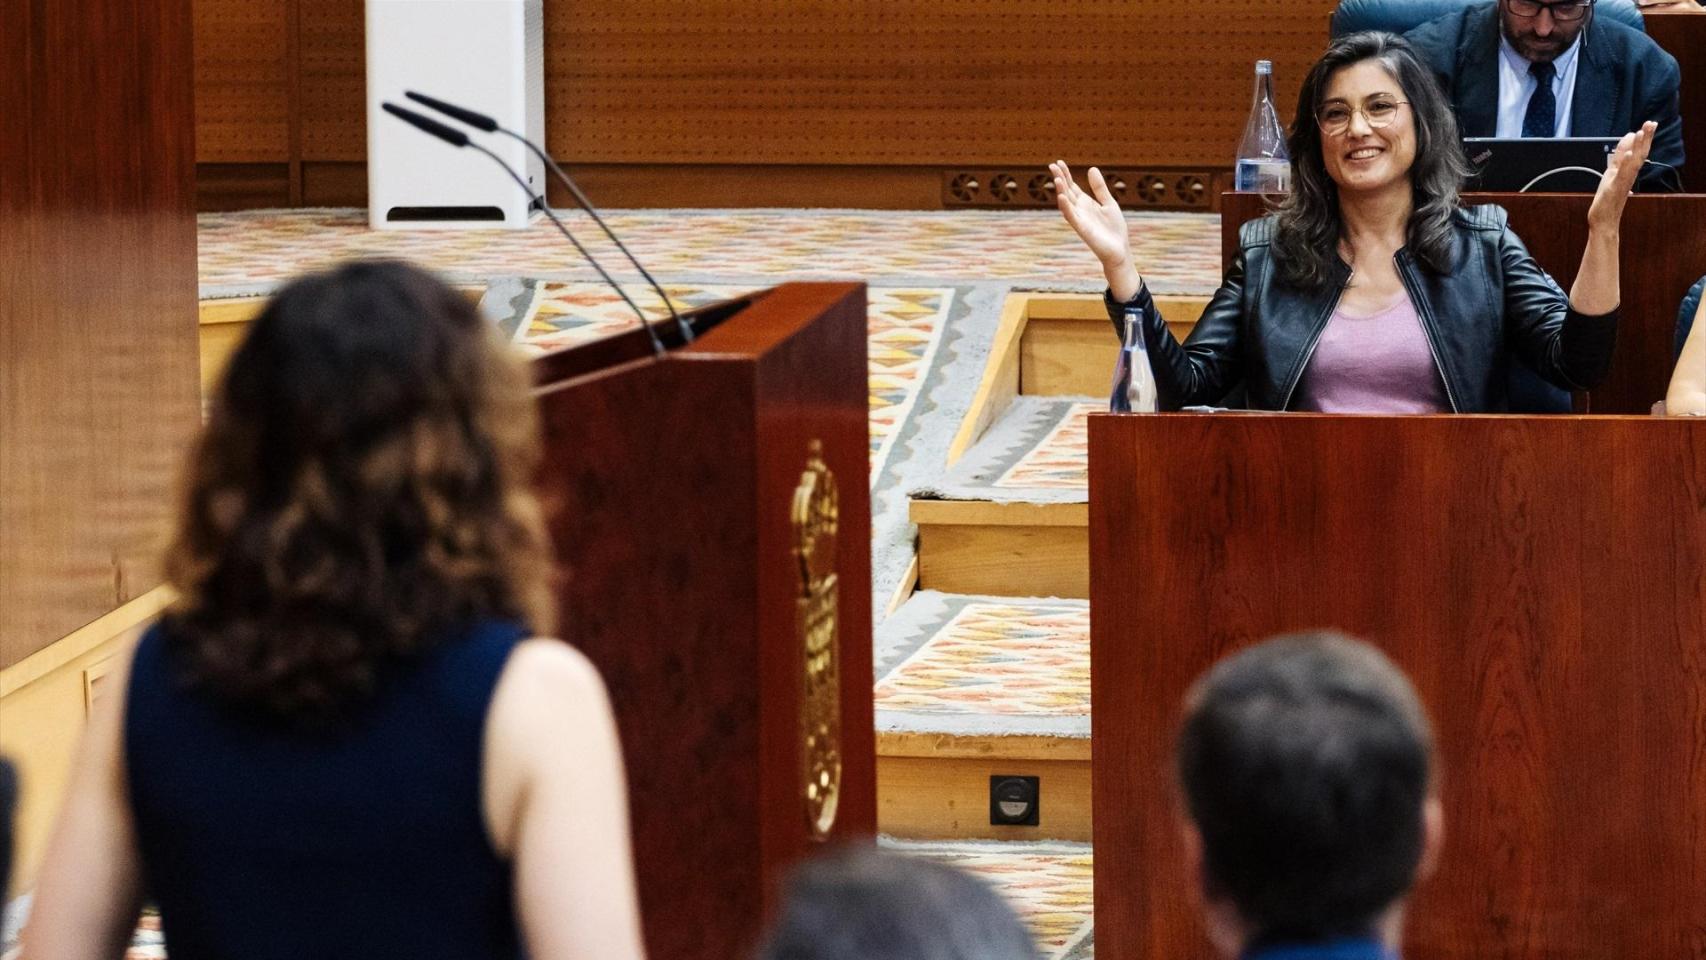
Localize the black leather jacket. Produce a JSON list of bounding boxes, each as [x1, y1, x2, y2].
[[1105, 205, 1619, 412]]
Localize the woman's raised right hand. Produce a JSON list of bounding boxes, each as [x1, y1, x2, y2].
[[1052, 161, 1130, 267], [1051, 161, 1142, 301]]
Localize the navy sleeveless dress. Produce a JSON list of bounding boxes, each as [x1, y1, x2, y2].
[[124, 619, 529, 960]]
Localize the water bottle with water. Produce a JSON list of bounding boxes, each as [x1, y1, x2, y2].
[[1109, 307, 1158, 413], [1235, 60, 1291, 194]]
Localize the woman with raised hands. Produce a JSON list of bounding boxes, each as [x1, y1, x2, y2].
[[1054, 31, 1652, 413]]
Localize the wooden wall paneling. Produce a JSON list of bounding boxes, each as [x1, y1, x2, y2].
[[288, 0, 305, 203], [1220, 191, 1706, 414], [1645, 11, 1705, 193], [545, 1, 1335, 168], [192, 0, 292, 162], [1, 0, 201, 667], [298, 0, 366, 162], [1088, 414, 1706, 960], [301, 160, 370, 206], [195, 162, 295, 210], [195, 0, 1343, 209]]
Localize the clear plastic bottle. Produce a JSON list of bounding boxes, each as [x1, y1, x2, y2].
[[1235, 60, 1291, 194], [1109, 307, 1158, 413]]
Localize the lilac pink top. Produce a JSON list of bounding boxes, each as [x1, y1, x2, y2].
[[1292, 292, 1451, 413]]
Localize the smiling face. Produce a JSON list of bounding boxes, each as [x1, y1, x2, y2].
[[1318, 60, 1418, 198]]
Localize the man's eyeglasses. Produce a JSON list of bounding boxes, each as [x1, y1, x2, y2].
[[1504, 0, 1595, 21], [1316, 99, 1410, 135]]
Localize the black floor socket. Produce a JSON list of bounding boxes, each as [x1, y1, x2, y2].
[[989, 775, 1040, 826]]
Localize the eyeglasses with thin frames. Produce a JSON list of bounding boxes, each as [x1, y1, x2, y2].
[[1316, 99, 1411, 136], [1504, 0, 1595, 22]]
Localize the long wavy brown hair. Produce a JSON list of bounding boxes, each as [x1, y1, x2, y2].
[[163, 260, 555, 725], [1273, 32, 1473, 290]]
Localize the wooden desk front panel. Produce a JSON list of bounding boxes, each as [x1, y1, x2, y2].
[[1088, 413, 1706, 960], [1219, 192, 1706, 414]]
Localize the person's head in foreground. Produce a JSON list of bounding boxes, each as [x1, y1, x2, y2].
[[756, 847, 1039, 960], [167, 258, 554, 723], [1177, 632, 1441, 960], [1276, 31, 1469, 289]]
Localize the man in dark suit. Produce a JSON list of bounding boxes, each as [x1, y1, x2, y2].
[[1177, 633, 1441, 960], [1404, 0, 1684, 187]]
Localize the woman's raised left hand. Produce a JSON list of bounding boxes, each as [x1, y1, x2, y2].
[[1587, 121, 1656, 233]]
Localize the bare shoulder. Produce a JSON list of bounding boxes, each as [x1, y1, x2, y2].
[[489, 638, 613, 731]]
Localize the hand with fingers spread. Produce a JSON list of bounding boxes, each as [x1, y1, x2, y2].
[[1587, 121, 1657, 234], [1051, 160, 1144, 301]]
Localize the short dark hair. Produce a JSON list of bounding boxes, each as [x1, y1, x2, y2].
[[1274, 32, 1472, 290], [1176, 632, 1433, 945], [756, 848, 1038, 960]]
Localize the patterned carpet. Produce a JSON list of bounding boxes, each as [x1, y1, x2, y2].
[[919, 397, 1097, 504], [198, 208, 1221, 298], [876, 591, 1090, 738], [5, 845, 1094, 960], [498, 280, 961, 475], [893, 838, 1095, 960]]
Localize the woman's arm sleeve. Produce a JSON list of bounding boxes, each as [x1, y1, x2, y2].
[[1103, 249, 1248, 409], [1499, 225, 1618, 391]]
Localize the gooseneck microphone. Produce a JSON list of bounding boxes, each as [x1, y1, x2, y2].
[[380, 102, 666, 356], [403, 90, 693, 344]]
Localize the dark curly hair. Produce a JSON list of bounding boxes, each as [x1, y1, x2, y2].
[[163, 260, 555, 725], [1274, 32, 1473, 290]]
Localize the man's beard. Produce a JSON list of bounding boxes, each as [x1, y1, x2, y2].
[[1500, 12, 1586, 62]]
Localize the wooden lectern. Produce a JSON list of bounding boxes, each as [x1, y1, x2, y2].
[[1088, 413, 1706, 960], [529, 283, 877, 960]]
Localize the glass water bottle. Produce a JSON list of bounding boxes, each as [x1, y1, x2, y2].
[[1110, 307, 1158, 413], [1235, 60, 1291, 194]]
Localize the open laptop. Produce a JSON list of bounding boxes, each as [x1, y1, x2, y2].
[[1463, 137, 1618, 192]]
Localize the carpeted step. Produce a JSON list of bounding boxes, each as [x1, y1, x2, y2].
[[910, 397, 1095, 597], [875, 591, 1090, 842], [919, 395, 1096, 504], [883, 836, 1094, 960]]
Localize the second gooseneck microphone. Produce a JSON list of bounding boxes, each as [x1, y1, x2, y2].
[[381, 101, 667, 355], [403, 90, 693, 344]]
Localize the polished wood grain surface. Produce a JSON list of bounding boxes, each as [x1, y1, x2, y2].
[[1, 0, 201, 668], [531, 283, 875, 960], [1220, 191, 1706, 414], [1088, 413, 1706, 960], [1645, 11, 1704, 193]]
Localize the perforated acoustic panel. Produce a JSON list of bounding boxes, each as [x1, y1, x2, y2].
[[193, 0, 1337, 200], [299, 0, 367, 161], [192, 0, 291, 161], [545, 0, 1335, 167]]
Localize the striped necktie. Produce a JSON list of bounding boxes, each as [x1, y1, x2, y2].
[[1522, 60, 1557, 138]]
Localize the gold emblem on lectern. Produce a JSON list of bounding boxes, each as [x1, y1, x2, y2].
[[793, 439, 842, 840]]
